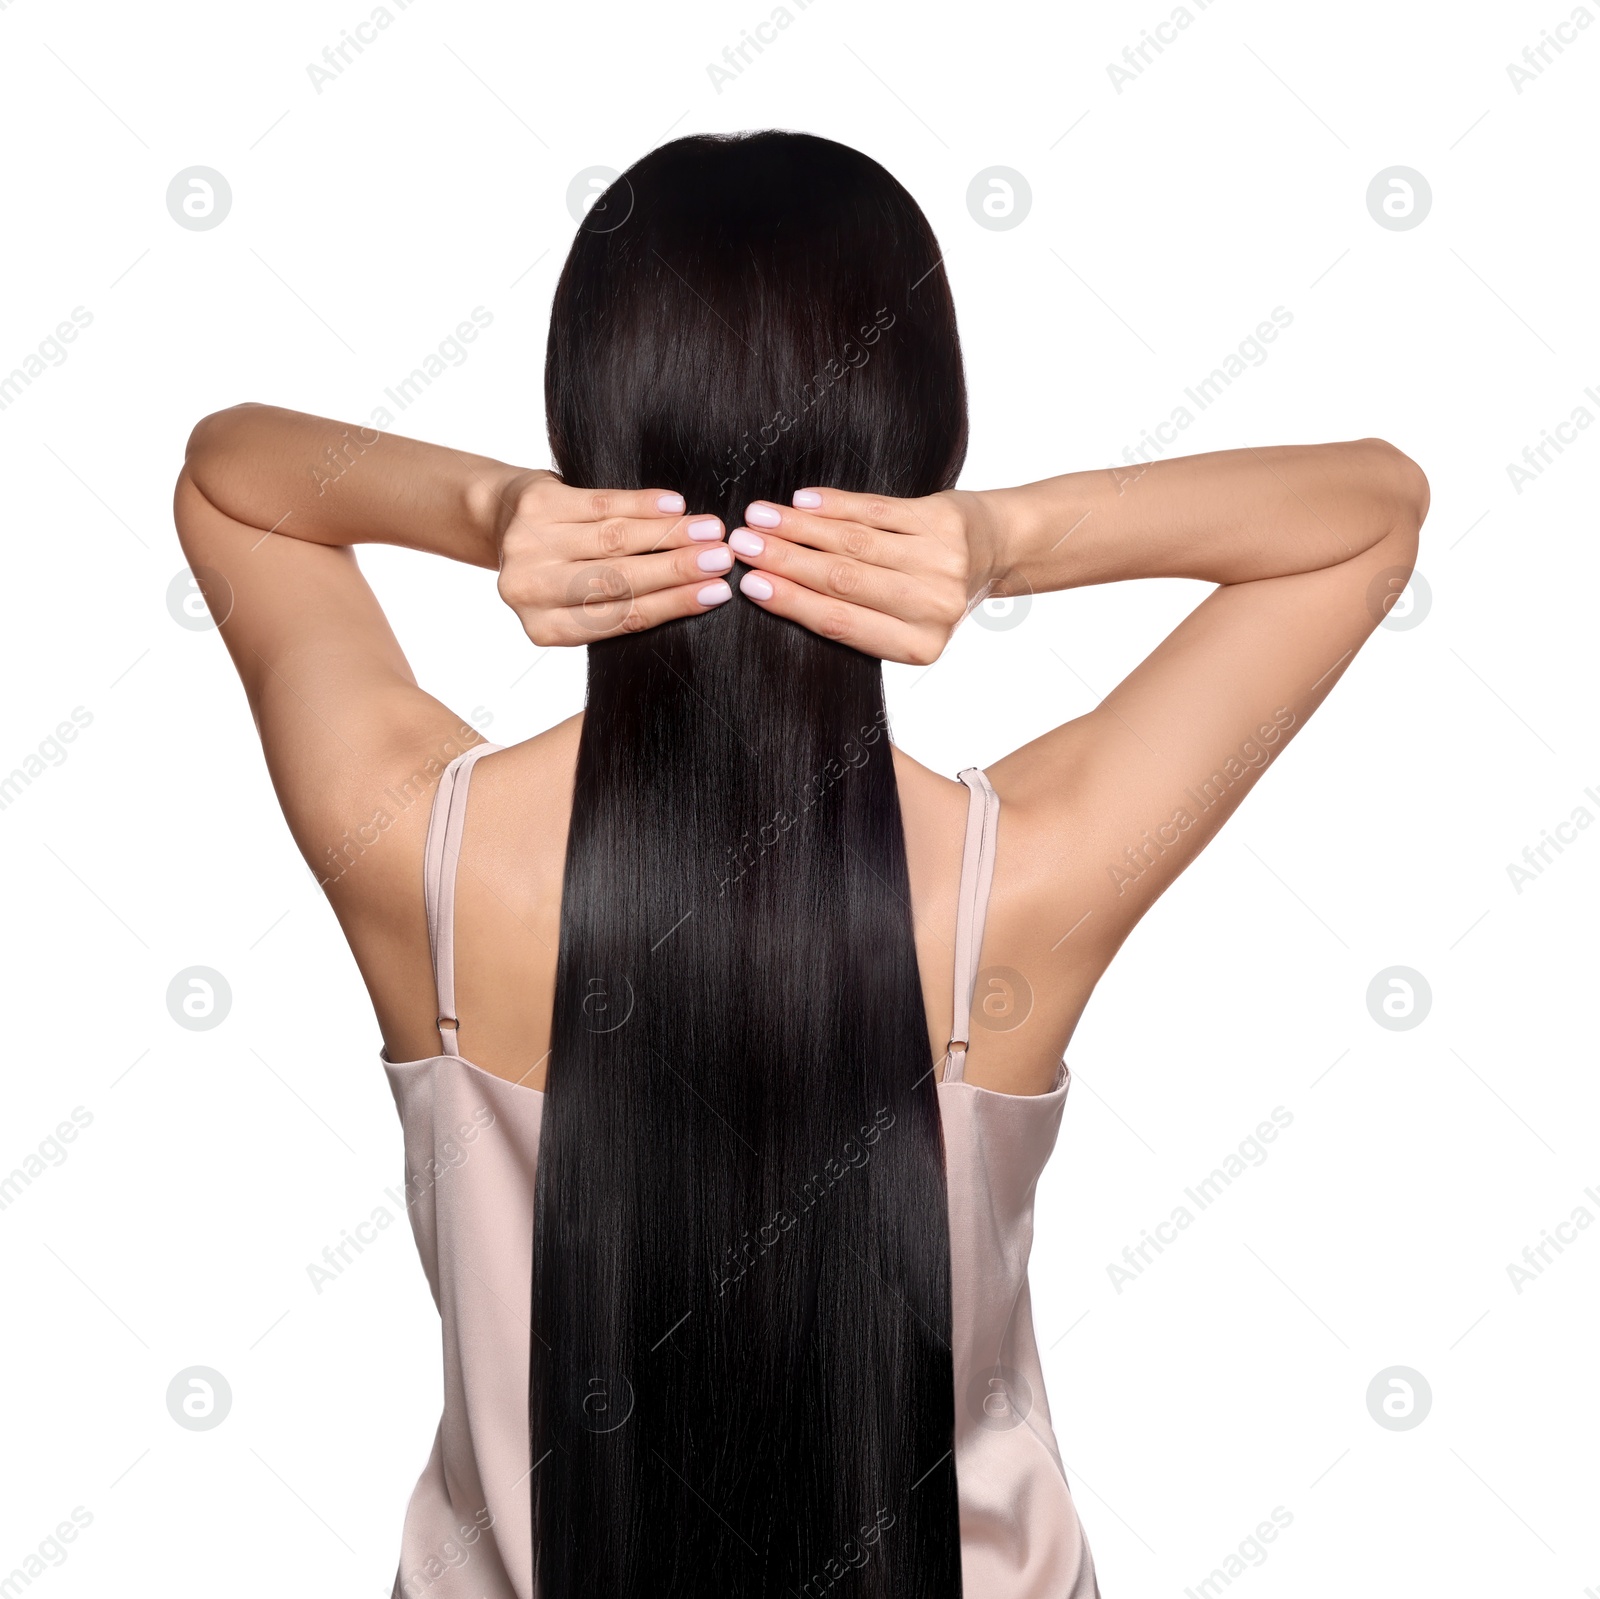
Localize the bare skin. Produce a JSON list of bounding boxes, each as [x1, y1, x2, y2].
[[177, 406, 1428, 1098]]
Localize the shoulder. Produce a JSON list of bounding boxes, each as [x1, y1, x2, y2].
[[330, 712, 585, 920], [984, 713, 1143, 967], [452, 714, 583, 866], [978, 721, 1131, 1050], [891, 747, 970, 860], [305, 717, 484, 902]]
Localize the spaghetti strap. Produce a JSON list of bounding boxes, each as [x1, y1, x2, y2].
[[422, 742, 502, 1056], [944, 767, 999, 1084]]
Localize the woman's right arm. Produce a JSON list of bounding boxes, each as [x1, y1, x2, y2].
[[972, 439, 1427, 974], [987, 438, 1425, 593], [723, 438, 1428, 1039]]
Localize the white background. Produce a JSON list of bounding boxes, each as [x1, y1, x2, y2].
[[2, 0, 1596, 1594]]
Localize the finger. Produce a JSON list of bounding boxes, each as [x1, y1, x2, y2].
[[734, 568, 939, 665], [776, 487, 929, 535], [548, 512, 725, 559], [734, 503, 914, 569], [544, 576, 733, 643], [556, 541, 738, 611], [727, 526, 931, 623], [551, 485, 692, 522]]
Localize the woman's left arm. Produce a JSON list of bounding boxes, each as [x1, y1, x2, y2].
[[176, 405, 521, 906], [175, 403, 726, 897], [185, 401, 515, 568]]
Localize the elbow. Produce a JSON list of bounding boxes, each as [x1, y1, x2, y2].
[[183, 404, 260, 509], [184, 402, 262, 470], [184, 408, 226, 475], [1362, 437, 1430, 539], [1392, 445, 1430, 535]]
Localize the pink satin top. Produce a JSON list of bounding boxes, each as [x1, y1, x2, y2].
[[382, 743, 1100, 1597]]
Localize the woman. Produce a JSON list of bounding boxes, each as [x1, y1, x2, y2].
[[176, 131, 1427, 1599]]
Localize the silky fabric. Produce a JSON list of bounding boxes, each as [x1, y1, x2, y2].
[[382, 745, 1100, 1598]]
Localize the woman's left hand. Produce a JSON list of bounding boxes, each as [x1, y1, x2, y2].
[[493, 471, 735, 645], [726, 487, 1009, 665]]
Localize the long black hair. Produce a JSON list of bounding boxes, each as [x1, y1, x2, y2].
[[534, 130, 969, 1597]]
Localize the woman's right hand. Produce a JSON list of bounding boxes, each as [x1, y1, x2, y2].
[[491, 470, 734, 645], [723, 487, 1013, 666]]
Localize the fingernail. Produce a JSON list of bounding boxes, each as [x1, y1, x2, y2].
[[728, 529, 764, 557], [745, 502, 781, 528], [740, 573, 774, 601], [792, 490, 822, 508], [687, 517, 722, 541], [697, 580, 732, 606], [696, 545, 733, 572], [657, 493, 686, 513]]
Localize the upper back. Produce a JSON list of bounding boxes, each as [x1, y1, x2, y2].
[[350, 713, 1096, 1098]]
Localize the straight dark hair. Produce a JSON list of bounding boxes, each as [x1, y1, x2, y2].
[[535, 130, 969, 1597]]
